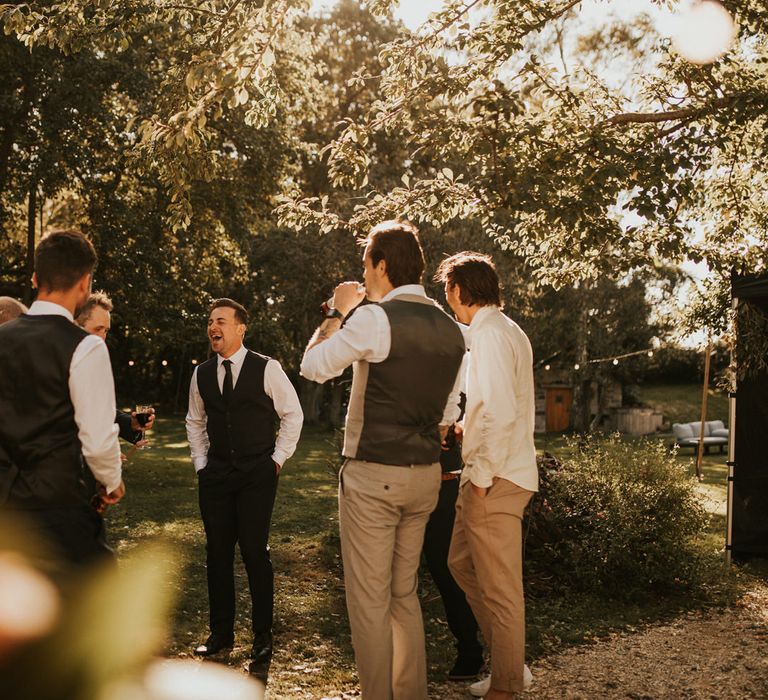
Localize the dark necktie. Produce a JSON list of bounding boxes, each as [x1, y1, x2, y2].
[[222, 359, 234, 404]]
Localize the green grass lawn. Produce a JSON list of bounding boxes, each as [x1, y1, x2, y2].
[[104, 402, 756, 698], [109, 404, 752, 698], [637, 382, 729, 426], [109, 421, 355, 698]]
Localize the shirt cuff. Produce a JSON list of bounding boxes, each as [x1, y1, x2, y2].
[[193, 457, 208, 472], [103, 473, 123, 494], [272, 450, 288, 468]]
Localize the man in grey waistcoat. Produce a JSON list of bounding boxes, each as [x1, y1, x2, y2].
[[301, 220, 465, 700]]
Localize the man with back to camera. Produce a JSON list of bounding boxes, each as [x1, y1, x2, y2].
[[75, 291, 156, 446], [300, 220, 465, 700], [186, 298, 303, 679], [0, 230, 124, 568], [422, 373, 485, 682], [435, 252, 539, 700], [0, 297, 27, 325]]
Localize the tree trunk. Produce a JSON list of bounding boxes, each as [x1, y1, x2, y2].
[[589, 372, 609, 432], [299, 379, 323, 425], [23, 180, 37, 305], [571, 288, 591, 432], [328, 381, 345, 428]]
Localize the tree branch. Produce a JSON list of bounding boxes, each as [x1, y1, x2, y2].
[[603, 95, 738, 127]]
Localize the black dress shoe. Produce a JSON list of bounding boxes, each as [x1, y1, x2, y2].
[[194, 633, 234, 656], [248, 632, 273, 680], [250, 631, 273, 665], [447, 654, 485, 680]]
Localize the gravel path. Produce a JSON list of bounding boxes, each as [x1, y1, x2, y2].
[[429, 586, 768, 700]]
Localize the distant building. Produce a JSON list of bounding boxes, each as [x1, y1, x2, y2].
[[534, 367, 661, 435]]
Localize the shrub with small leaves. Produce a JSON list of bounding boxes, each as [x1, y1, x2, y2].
[[526, 436, 709, 601]]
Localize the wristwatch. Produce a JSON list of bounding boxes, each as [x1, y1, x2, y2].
[[325, 307, 345, 322]]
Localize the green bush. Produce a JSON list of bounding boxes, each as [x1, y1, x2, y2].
[[526, 436, 709, 600]]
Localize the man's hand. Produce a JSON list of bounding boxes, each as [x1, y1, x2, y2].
[[130, 409, 155, 432], [102, 480, 126, 505], [274, 461, 282, 475], [332, 281, 366, 317]]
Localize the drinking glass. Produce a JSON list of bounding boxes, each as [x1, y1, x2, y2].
[[135, 404, 153, 449]]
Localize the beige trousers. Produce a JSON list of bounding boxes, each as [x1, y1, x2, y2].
[[448, 478, 533, 694], [338, 458, 441, 700]]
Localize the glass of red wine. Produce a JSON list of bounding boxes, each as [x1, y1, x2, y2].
[[135, 404, 153, 450]]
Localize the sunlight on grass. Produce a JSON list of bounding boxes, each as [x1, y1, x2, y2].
[[108, 414, 763, 698]]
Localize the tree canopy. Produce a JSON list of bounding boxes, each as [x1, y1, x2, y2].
[[1, 0, 763, 414], [278, 1, 767, 291]]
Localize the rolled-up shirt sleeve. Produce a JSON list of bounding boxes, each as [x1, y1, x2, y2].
[[185, 367, 210, 472], [69, 336, 122, 493], [264, 360, 303, 467], [300, 305, 389, 384]]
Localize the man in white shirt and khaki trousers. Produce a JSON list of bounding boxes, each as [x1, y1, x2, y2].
[[436, 252, 539, 700], [301, 221, 465, 700], [0, 230, 124, 569]]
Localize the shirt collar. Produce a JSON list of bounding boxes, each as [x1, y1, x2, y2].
[[380, 284, 427, 303], [217, 343, 248, 367], [28, 300, 74, 322], [467, 305, 500, 337]]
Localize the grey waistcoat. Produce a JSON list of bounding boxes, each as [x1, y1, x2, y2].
[[343, 295, 465, 466]]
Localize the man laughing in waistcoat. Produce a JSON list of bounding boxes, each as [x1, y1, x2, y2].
[[301, 220, 465, 700], [186, 298, 303, 678]]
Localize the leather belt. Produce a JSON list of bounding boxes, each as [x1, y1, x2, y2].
[[441, 472, 459, 481]]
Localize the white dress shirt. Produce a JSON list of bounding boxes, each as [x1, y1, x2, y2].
[[186, 344, 304, 472], [27, 301, 122, 493], [461, 305, 538, 492], [300, 284, 463, 427]]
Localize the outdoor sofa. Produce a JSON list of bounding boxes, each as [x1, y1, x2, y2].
[[672, 419, 729, 454]]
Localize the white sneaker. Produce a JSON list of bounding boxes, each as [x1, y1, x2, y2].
[[468, 665, 533, 697]]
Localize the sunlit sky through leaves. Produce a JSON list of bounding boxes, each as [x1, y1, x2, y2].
[[311, 1, 672, 33], [309, 1, 721, 344]]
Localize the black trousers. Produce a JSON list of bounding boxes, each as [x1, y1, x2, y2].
[[15, 505, 114, 570], [423, 477, 483, 661], [198, 458, 279, 638]]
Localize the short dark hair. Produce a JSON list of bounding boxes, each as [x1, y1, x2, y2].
[[0, 296, 27, 324], [209, 298, 247, 324], [76, 291, 113, 325], [35, 229, 97, 293], [434, 251, 502, 307], [362, 219, 425, 288]]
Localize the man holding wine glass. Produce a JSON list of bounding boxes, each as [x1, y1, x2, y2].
[[0, 230, 124, 569], [75, 292, 156, 450], [186, 298, 303, 680]]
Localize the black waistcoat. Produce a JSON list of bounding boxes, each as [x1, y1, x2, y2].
[[0, 314, 93, 509], [196, 350, 278, 470]]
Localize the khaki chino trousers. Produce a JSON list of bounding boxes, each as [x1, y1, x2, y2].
[[338, 458, 441, 700], [449, 478, 533, 694]]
